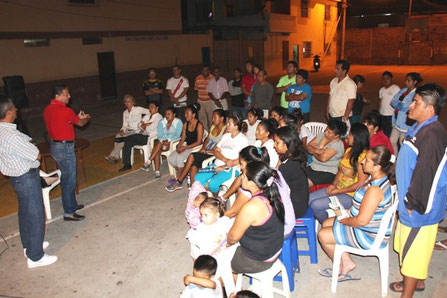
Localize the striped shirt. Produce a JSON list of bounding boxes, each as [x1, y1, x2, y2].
[[0, 122, 40, 177], [194, 74, 214, 102]]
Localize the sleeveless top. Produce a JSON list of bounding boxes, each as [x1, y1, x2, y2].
[[206, 125, 226, 150], [240, 195, 284, 261], [185, 120, 199, 145]]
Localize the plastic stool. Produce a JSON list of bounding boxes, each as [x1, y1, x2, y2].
[[236, 259, 290, 298], [295, 208, 318, 264], [273, 228, 299, 291]]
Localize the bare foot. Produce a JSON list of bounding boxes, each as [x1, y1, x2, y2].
[[340, 259, 357, 276]]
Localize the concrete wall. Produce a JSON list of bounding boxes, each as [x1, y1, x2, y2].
[[0, 34, 212, 83], [0, 0, 212, 109], [0, 0, 181, 32], [345, 14, 447, 65]]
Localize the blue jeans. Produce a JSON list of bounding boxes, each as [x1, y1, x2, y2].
[[50, 141, 78, 215], [10, 168, 45, 261], [195, 165, 240, 193], [308, 187, 353, 223], [231, 106, 247, 119]]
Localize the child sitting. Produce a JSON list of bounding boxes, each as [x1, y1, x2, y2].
[[185, 181, 208, 229], [186, 198, 233, 259], [186, 198, 238, 296], [181, 255, 222, 298]]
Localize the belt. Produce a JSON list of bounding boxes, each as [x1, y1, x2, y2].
[[51, 139, 74, 143]]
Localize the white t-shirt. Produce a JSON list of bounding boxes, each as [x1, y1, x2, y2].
[[139, 112, 162, 137], [180, 277, 223, 298], [299, 125, 314, 145], [215, 132, 249, 166], [328, 75, 357, 118], [254, 139, 279, 168], [379, 84, 400, 116], [243, 119, 260, 146], [186, 216, 234, 259], [166, 76, 189, 107]]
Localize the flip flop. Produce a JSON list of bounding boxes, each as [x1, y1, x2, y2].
[[438, 226, 447, 233], [434, 240, 447, 250], [317, 268, 333, 278], [338, 274, 361, 282], [389, 281, 425, 293]]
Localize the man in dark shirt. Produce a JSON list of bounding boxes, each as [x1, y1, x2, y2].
[[142, 68, 164, 107]]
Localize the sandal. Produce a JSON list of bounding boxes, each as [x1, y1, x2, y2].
[[434, 240, 447, 250], [338, 274, 361, 282], [317, 268, 333, 277], [389, 281, 425, 292]]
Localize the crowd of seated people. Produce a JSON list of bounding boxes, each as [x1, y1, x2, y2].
[[100, 63, 445, 297]]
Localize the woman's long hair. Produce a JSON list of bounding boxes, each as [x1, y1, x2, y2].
[[349, 123, 370, 174], [245, 161, 284, 224], [275, 126, 307, 167], [239, 146, 270, 165]]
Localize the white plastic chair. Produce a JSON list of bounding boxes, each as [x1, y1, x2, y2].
[[303, 122, 327, 137], [40, 170, 61, 220], [235, 259, 291, 298], [129, 135, 156, 165], [331, 185, 398, 297]]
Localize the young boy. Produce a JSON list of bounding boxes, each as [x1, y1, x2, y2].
[[378, 71, 400, 137], [181, 255, 222, 298], [285, 69, 312, 123]]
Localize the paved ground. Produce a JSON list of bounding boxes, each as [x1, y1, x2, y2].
[[2, 65, 447, 297]]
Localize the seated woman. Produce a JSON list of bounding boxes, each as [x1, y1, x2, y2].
[[222, 146, 295, 237], [165, 109, 226, 192], [119, 101, 163, 171], [167, 103, 204, 179], [362, 110, 394, 154], [317, 146, 395, 280], [194, 116, 248, 194], [104, 94, 149, 163], [305, 120, 347, 187], [227, 161, 284, 274], [254, 119, 279, 168], [274, 126, 309, 219], [140, 107, 183, 179], [269, 106, 287, 126], [309, 123, 370, 223], [243, 108, 262, 146]]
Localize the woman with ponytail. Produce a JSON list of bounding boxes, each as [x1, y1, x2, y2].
[[318, 145, 396, 280], [228, 161, 285, 274]]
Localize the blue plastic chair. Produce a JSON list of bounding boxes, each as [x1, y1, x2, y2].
[[273, 227, 299, 291], [295, 207, 318, 264]]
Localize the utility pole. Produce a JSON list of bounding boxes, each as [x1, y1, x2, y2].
[[341, 0, 347, 59]]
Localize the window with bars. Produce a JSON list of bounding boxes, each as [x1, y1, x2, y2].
[[303, 41, 312, 58], [301, 0, 309, 18]]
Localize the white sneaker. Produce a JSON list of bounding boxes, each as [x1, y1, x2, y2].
[[27, 254, 58, 268], [24, 241, 49, 257]]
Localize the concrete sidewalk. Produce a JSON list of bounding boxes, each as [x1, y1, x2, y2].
[[1, 167, 447, 297]]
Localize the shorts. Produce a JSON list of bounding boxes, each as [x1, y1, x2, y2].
[[304, 166, 335, 185], [191, 152, 213, 168], [393, 220, 438, 280], [231, 246, 275, 274]]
